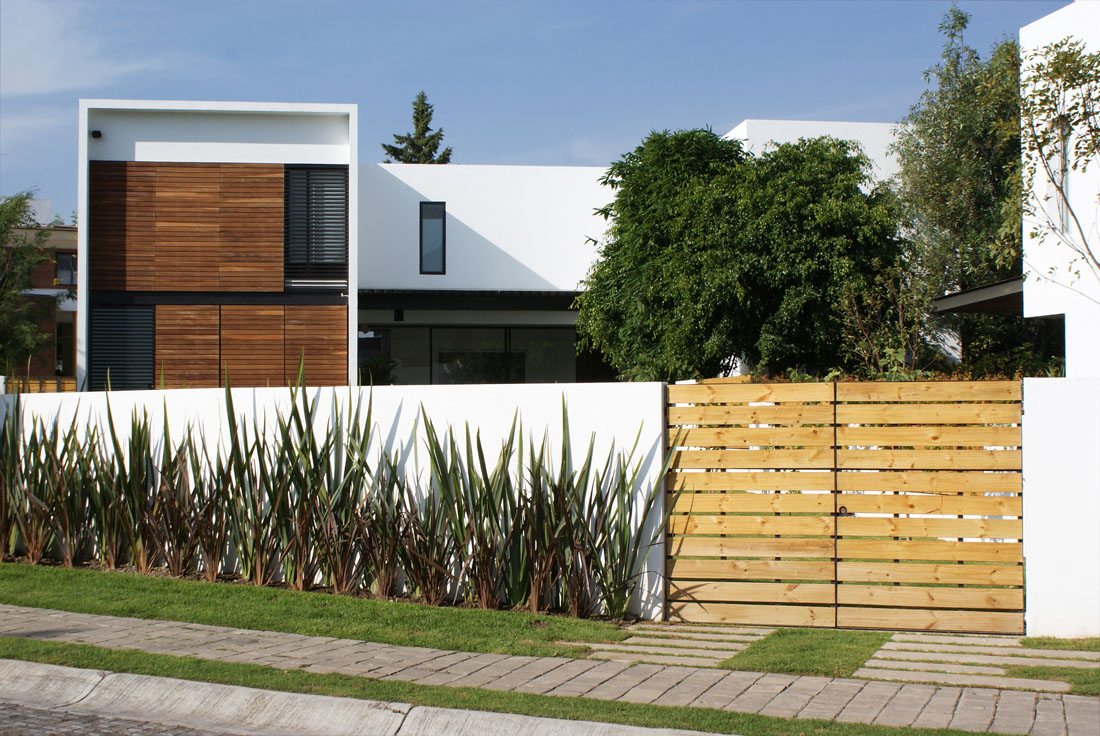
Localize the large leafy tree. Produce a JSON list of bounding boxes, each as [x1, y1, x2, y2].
[[576, 130, 901, 381], [0, 192, 53, 374], [892, 7, 1062, 375], [382, 91, 453, 164]]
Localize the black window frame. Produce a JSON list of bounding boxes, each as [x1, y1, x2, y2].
[[55, 253, 77, 286], [419, 201, 446, 275], [284, 164, 349, 283]]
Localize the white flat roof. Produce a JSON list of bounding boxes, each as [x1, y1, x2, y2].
[[80, 99, 355, 116]]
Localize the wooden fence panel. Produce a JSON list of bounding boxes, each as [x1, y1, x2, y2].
[[666, 381, 837, 626], [666, 379, 1024, 634]]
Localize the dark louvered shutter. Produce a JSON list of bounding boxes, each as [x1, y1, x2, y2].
[[284, 166, 348, 284], [90, 306, 155, 391]]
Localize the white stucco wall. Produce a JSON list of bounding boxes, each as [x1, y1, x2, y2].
[[1022, 377, 1100, 637], [3, 382, 667, 619], [1020, 2, 1100, 377], [725, 119, 899, 183], [359, 163, 608, 292]]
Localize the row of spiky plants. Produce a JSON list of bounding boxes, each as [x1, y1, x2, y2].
[[0, 387, 672, 619]]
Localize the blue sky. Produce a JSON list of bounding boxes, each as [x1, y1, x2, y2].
[[0, 0, 1069, 220]]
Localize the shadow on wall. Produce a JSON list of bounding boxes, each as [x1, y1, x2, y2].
[[360, 167, 562, 291]]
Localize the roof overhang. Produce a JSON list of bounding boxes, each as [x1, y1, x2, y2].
[[932, 276, 1023, 314], [359, 289, 579, 311]]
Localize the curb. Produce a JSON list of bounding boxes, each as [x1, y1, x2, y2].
[[0, 659, 726, 736]]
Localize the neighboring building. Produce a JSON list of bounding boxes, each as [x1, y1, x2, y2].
[[725, 119, 899, 183], [8, 224, 77, 379]]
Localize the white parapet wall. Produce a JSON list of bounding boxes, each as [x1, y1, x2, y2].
[[2, 382, 667, 620], [1022, 377, 1100, 637]]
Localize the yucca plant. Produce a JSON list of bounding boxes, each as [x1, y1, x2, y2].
[[10, 420, 55, 564], [276, 383, 326, 591], [40, 415, 94, 567], [0, 396, 21, 557], [190, 434, 229, 582], [356, 446, 405, 598], [519, 439, 565, 612], [155, 419, 200, 577], [108, 405, 160, 573], [223, 386, 287, 586], [314, 391, 371, 595]]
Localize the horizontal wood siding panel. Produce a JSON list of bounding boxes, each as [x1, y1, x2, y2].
[[669, 515, 834, 537], [670, 582, 836, 605], [836, 471, 1021, 494], [89, 161, 156, 290], [674, 426, 832, 448], [669, 405, 834, 426], [835, 403, 1022, 425], [155, 305, 220, 388], [220, 305, 284, 387], [836, 516, 1022, 540], [669, 491, 834, 514], [667, 471, 835, 492], [835, 493, 1022, 517], [668, 382, 833, 404], [283, 305, 347, 385], [837, 585, 1024, 610], [836, 426, 1021, 447], [667, 559, 835, 581], [672, 448, 834, 470], [220, 164, 283, 291], [835, 381, 1021, 402], [670, 603, 835, 627], [668, 537, 835, 559], [835, 539, 1022, 564], [837, 607, 1024, 634], [836, 449, 1021, 471], [836, 562, 1024, 587], [156, 163, 221, 291]]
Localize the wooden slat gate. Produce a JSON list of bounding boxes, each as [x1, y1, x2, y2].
[[666, 380, 1024, 634]]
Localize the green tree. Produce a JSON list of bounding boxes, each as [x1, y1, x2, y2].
[[0, 193, 53, 374], [382, 91, 453, 164], [575, 130, 901, 381], [892, 7, 1062, 375], [1020, 37, 1100, 296]]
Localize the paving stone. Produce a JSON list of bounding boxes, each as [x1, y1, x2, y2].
[[948, 687, 999, 732], [616, 666, 695, 704], [579, 641, 732, 659], [872, 683, 936, 727], [852, 667, 1072, 692], [865, 657, 1006, 676], [883, 641, 1099, 661], [587, 650, 722, 667], [584, 664, 665, 701], [892, 633, 1024, 647], [621, 629, 762, 643], [1031, 697, 1067, 736], [688, 671, 762, 710], [796, 679, 866, 720], [724, 673, 797, 714], [513, 659, 599, 695], [544, 660, 631, 697], [990, 690, 1037, 735], [621, 636, 746, 652], [1063, 694, 1100, 736], [758, 675, 831, 717], [836, 681, 901, 724], [478, 657, 569, 692], [868, 649, 1098, 670], [650, 669, 727, 707], [628, 624, 771, 637], [443, 656, 536, 689]]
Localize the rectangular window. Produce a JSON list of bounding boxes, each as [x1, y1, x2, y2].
[[89, 306, 155, 391], [285, 166, 348, 284], [55, 253, 76, 286], [420, 202, 445, 274]]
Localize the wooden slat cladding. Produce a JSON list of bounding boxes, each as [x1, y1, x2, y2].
[[88, 161, 284, 292], [220, 165, 283, 291], [220, 305, 285, 388], [284, 305, 347, 385], [155, 305, 220, 388], [665, 379, 1024, 635], [156, 163, 221, 290], [666, 380, 837, 628], [89, 162, 156, 290]]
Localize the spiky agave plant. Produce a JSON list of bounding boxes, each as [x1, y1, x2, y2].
[[155, 416, 200, 577], [315, 390, 371, 595], [190, 432, 229, 583], [10, 419, 55, 564], [356, 445, 405, 598], [112, 405, 159, 573], [0, 395, 22, 558], [276, 381, 326, 591], [40, 413, 94, 567]]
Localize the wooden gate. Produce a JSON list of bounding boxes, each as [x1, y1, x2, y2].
[[666, 380, 1024, 634]]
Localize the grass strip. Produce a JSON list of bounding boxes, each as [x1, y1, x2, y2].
[[722, 628, 891, 678], [1020, 637, 1100, 652], [0, 563, 622, 658], [0, 637, 983, 736], [1003, 664, 1099, 696]]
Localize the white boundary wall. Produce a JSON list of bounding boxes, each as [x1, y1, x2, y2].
[[2, 382, 666, 620], [1022, 377, 1100, 636]]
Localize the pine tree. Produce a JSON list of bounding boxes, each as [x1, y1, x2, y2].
[[382, 91, 453, 163]]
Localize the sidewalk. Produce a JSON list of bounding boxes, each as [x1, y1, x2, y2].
[[0, 604, 1096, 735]]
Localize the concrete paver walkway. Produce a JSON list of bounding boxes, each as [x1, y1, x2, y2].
[[0, 604, 1096, 735], [558, 623, 772, 667], [855, 632, 1100, 693]]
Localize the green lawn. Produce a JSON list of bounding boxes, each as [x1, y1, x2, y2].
[[0, 637, 985, 736], [0, 563, 622, 658], [722, 628, 891, 678], [1004, 665, 1099, 696], [1021, 637, 1100, 652]]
